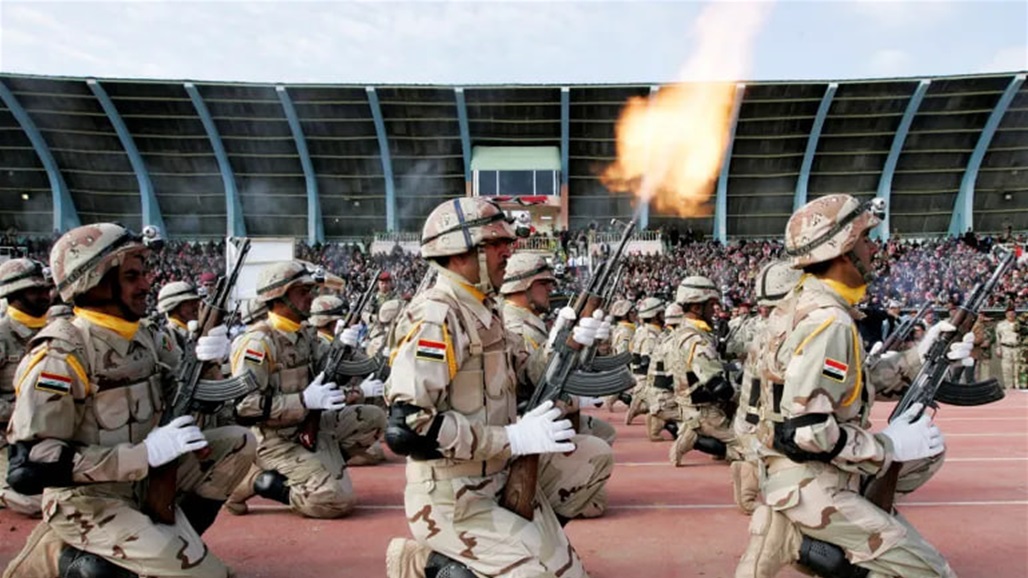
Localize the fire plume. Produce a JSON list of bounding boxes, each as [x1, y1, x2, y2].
[[601, 2, 770, 218]]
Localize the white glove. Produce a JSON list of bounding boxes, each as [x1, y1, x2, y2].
[[546, 306, 577, 347], [947, 332, 975, 367], [595, 311, 611, 342], [339, 327, 360, 348], [917, 321, 957, 362], [143, 415, 208, 468], [359, 376, 385, 397], [505, 400, 576, 456], [868, 341, 884, 357], [302, 372, 347, 411], [880, 403, 945, 462], [195, 325, 231, 361], [572, 316, 601, 347], [576, 395, 604, 408]]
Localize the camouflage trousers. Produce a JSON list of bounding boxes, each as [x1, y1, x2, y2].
[[578, 414, 617, 446], [0, 441, 42, 517], [402, 460, 589, 578], [742, 455, 953, 578], [1000, 346, 1023, 389], [729, 412, 762, 515], [228, 403, 385, 519], [3, 425, 256, 578], [646, 387, 679, 423], [624, 375, 649, 424], [670, 403, 742, 465], [539, 434, 614, 519]]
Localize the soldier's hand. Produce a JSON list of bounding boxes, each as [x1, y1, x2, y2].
[[917, 321, 957, 362], [359, 376, 385, 397], [572, 316, 602, 347], [881, 403, 945, 462], [505, 400, 576, 456], [339, 327, 360, 347], [303, 372, 347, 411], [143, 416, 208, 468], [947, 332, 975, 367], [196, 325, 231, 361]]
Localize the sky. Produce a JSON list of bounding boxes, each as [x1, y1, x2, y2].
[[0, 0, 1025, 85]]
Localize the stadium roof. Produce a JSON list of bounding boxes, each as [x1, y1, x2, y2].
[[0, 71, 1025, 241]]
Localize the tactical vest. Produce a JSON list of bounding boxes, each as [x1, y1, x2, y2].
[[611, 322, 635, 356], [669, 323, 716, 403], [247, 320, 316, 435], [646, 328, 677, 392], [0, 316, 34, 448], [424, 288, 517, 428], [629, 324, 660, 376]]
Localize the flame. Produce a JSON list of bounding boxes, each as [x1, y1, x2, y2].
[[601, 2, 770, 218]]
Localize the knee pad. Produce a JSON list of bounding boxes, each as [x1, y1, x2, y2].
[[798, 536, 869, 578], [59, 546, 138, 578], [253, 470, 291, 505], [663, 420, 679, 438], [426, 551, 476, 578], [617, 391, 632, 405], [179, 494, 225, 536], [694, 435, 727, 458]]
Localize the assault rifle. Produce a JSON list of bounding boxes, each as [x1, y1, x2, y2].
[[146, 237, 257, 525], [500, 221, 637, 520], [864, 247, 1012, 513], [298, 268, 382, 451], [580, 262, 632, 372], [865, 302, 931, 370], [374, 267, 437, 382]]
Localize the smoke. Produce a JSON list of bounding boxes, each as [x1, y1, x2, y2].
[[393, 158, 456, 230]]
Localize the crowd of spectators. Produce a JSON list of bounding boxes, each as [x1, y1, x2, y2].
[[9, 230, 1027, 313]]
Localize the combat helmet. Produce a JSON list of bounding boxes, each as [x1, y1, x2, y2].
[[50, 224, 162, 302], [785, 194, 885, 278], [310, 295, 347, 328], [157, 281, 200, 314], [675, 276, 720, 305], [637, 297, 664, 320], [256, 261, 318, 304], [609, 299, 633, 318], [755, 260, 803, 307], [664, 303, 685, 326], [0, 258, 51, 299], [420, 198, 517, 294], [378, 299, 404, 325], [499, 253, 555, 295]]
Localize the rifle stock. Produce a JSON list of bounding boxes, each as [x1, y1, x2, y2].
[[146, 238, 251, 524], [298, 268, 382, 451], [500, 220, 635, 520]]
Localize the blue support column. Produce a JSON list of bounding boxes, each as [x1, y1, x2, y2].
[[0, 79, 80, 232], [560, 87, 570, 190], [184, 82, 246, 238], [454, 87, 473, 186], [949, 73, 1025, 236], [875, 79, 930, 242], [87, 79, 165, 233], [276, 85, 323, 244], [366, 87, 396, 232], [795, 82, 838, 212], [714, 83, 745, 244]]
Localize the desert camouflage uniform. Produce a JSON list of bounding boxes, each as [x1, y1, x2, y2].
[[726, 313, 761, 362], [367, 299, 404, 359], [730, 315, 770, 514], [4, 315, 256, 578], [736, 275, 952, 578], [667, 317, 742, 466], [387, 271, 589, 578], [601, 316, 635, 410], [996, 317, 1022, 389], [642, 308, 683, 442], [0, 309, 45, 516], [227, 312, 386, 518], [625, 321, 661, 424], [502, 299, 615, 518]]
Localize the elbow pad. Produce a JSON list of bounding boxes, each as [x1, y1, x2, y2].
[[632, 355, 651, 376], [385, 402, 444, 461], [705, 375, 736, 401], [772, 414, 848, 463], [6, 442, 75, 495]]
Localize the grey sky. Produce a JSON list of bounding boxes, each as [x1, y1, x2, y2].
[[0, 0, 1025, 84]]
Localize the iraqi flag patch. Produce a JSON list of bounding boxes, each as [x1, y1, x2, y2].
[[415, 339, 447, 362], [821, 358, 848, 382], [36, 372, 72, 395], [244, 348, 265, 364]]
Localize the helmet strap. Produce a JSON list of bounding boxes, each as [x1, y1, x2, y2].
[[845, 249, 875, 284], [476, 248, 494, 296]]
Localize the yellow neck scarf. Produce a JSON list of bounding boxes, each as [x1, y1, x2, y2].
[[169, 317, 189, 331], [319, 329, 334, 342], [685, 317, 712, 333], [268, 311, 302, 334], [7, 306, 47, 329], [74, 307, 140, 340], [819, 277, 868, 306]]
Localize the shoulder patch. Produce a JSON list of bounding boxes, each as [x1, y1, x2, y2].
[[415, 339, 447, 363], [822, 358, 848, 382], [36, 371, 72, 395], [243, 345, 266, 365]]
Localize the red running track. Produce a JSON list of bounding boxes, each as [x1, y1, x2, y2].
[[2, 393, 1025, 577]]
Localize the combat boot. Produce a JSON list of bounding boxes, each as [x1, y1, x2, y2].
[[345, 440, 387, 467], [646, 415, 667, 441], [624, 396, 645, 425], [386, 538, 477, 578], [2, 521, 63, 578], [224, 463, 260, 516], [731, 460, 760, 515], [734, 505, 802, 578]]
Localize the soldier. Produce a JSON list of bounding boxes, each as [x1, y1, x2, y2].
[[624, 297, 663, 425], [156, 281, 202, 351], [725, 301, 759, 362], [309, 294, 348, 345], [224, 261, 387, 517], [643, 303, 684, 442], [668, 276, 742, 467], [730, 261, 802, 515], [996, 304, 1022, 389], [45, 303, 74, 322], [0, 258, 53, 517], [384, 197, 598, 578], [602, 298, 635, 411], [375, 270, 398, 309], [366, 298, 403, 358], [736, 194, 970, 578], [970, 310, 994, 382], [3, 223, 255, 578]]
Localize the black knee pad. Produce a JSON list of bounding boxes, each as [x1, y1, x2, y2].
[[59, 546, 138, 578], [694, 435, 727, 458], [179, 494, 225, 536], [617, 391, 633, 405], [799, 536, 869, 578], [663, 420, 680, 438], [253, 470, 291, 505], [426, 551, 476, 578]]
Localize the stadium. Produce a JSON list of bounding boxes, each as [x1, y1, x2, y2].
[[0, 67, 1026, 578]]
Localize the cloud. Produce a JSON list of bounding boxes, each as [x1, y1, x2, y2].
[[866, 48, 913, 77], [980, 45, 1028, 73], [844, 0, 958, 28]]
